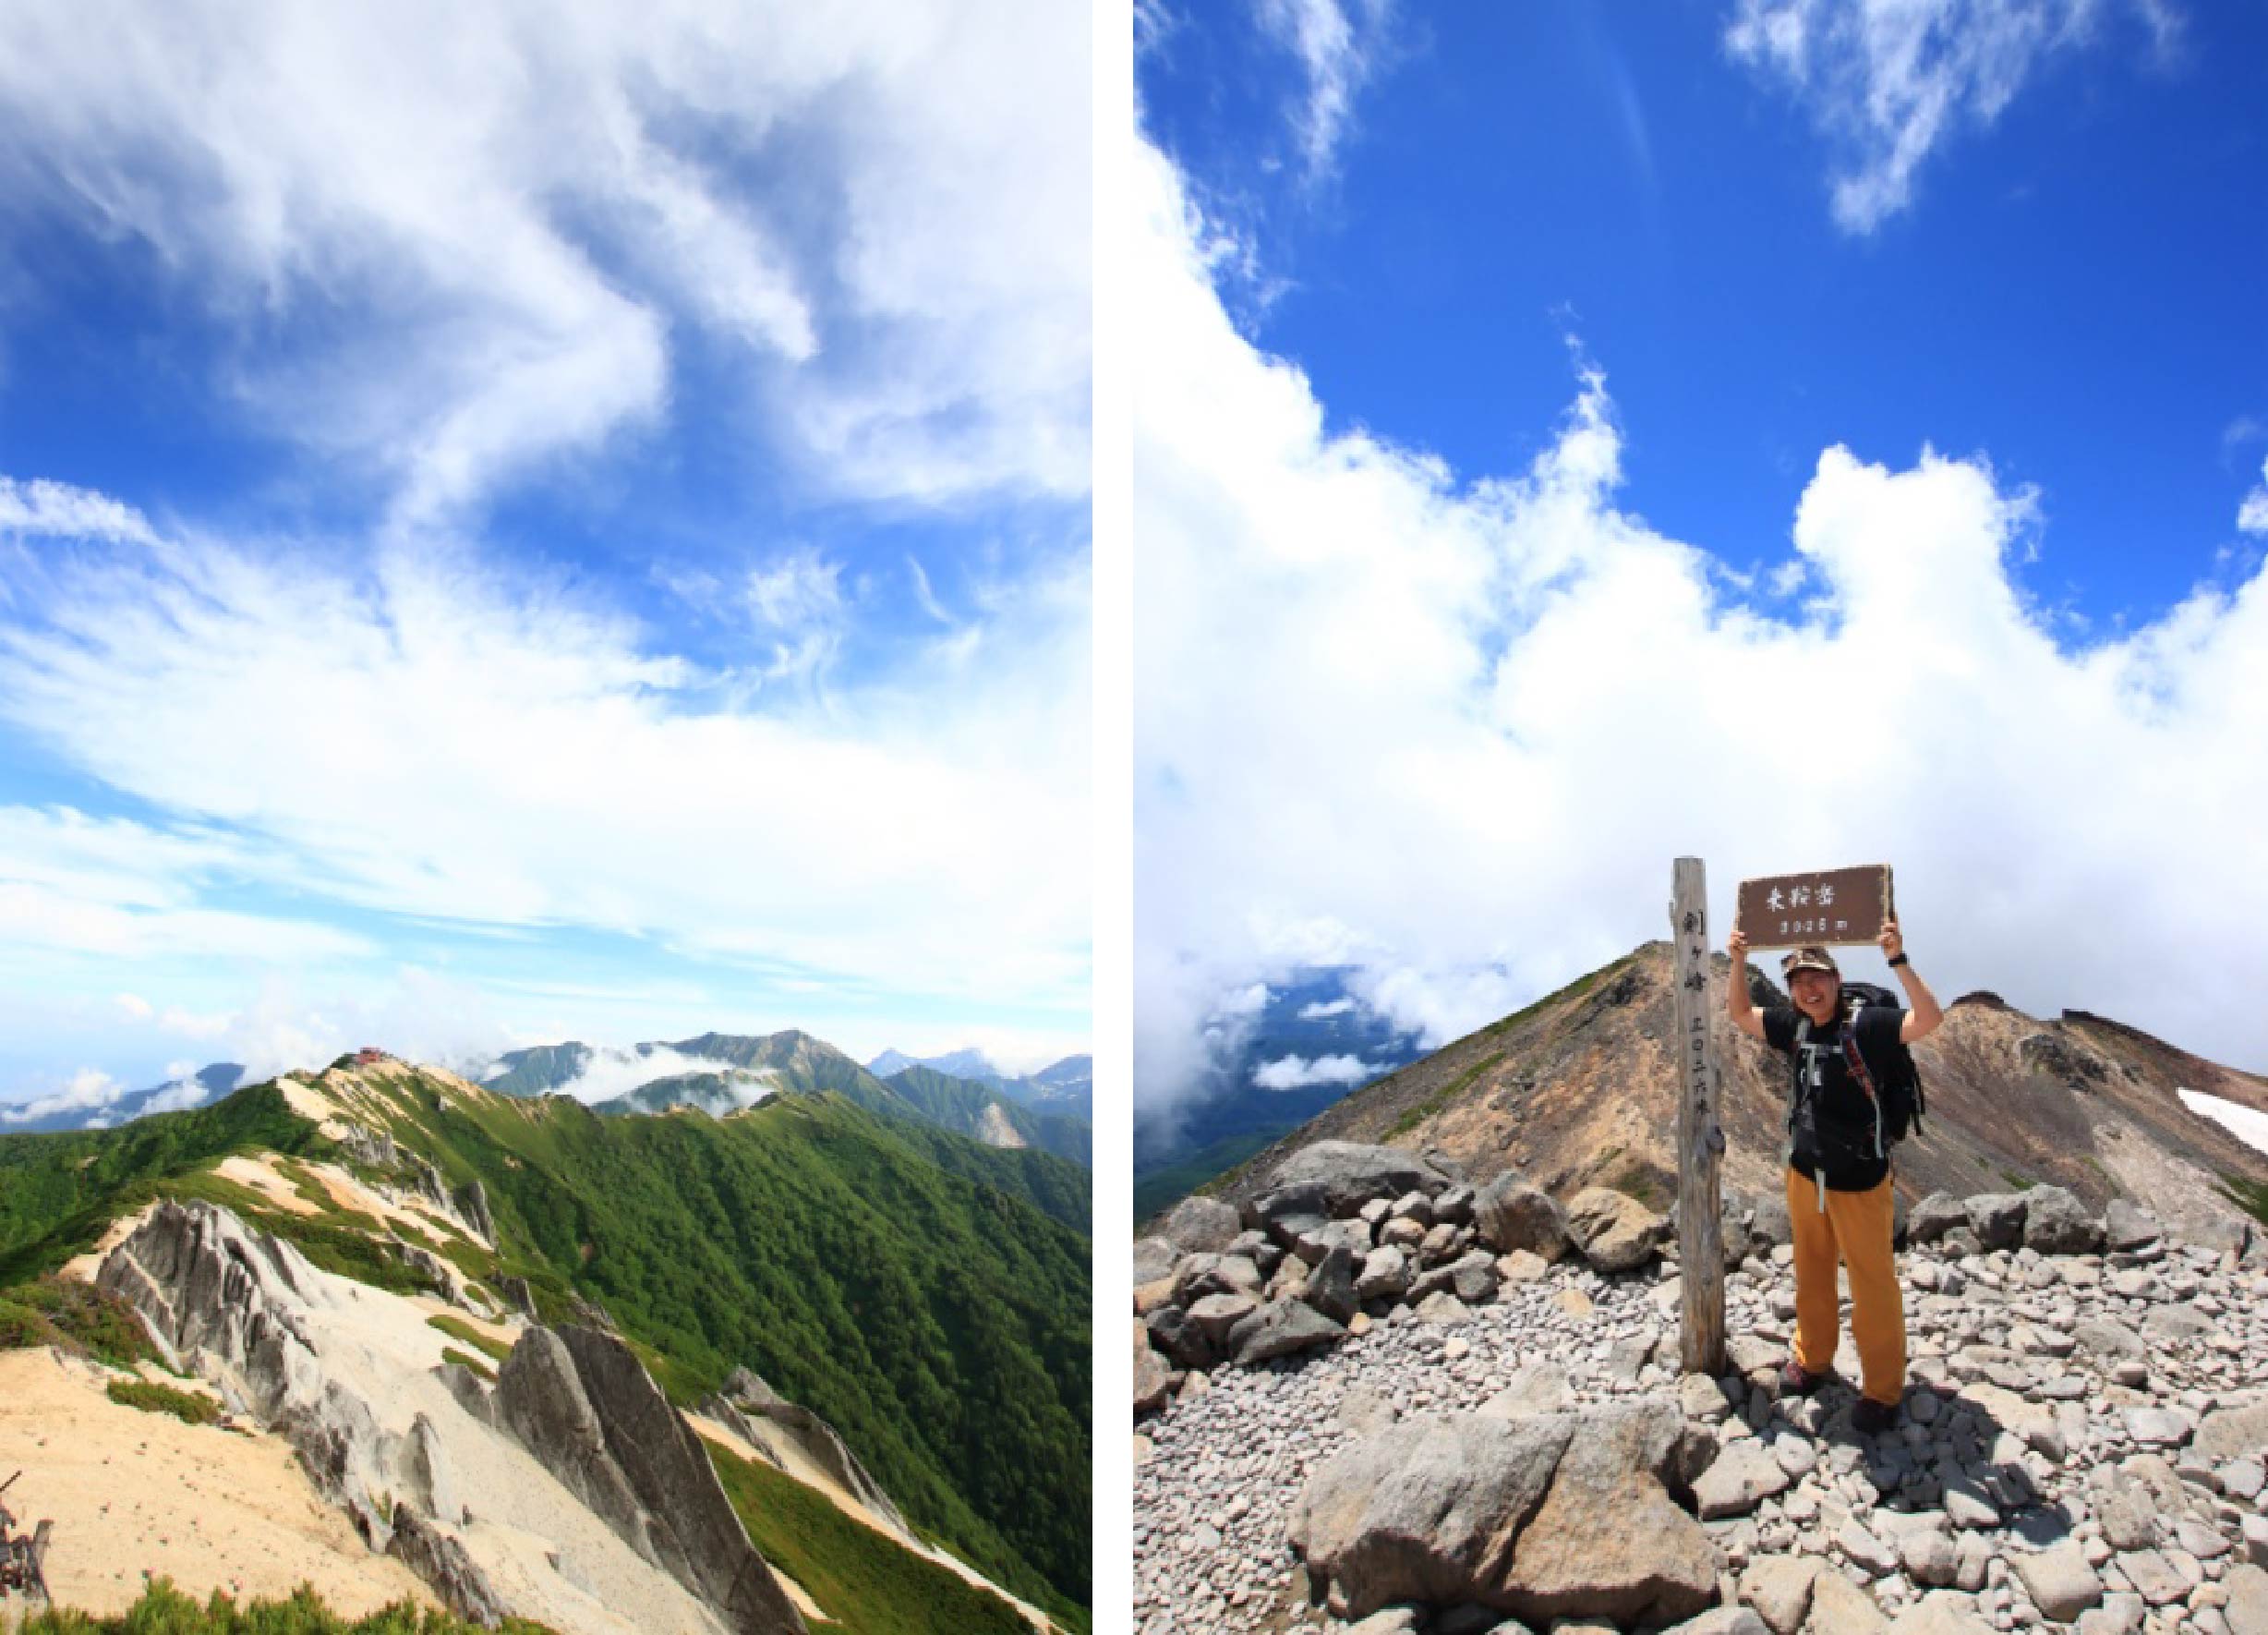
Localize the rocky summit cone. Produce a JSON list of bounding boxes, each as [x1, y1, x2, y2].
[[1132, 944, 2268, 1635]]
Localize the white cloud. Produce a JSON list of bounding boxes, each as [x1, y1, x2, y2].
[[0, 478, 160, 546], [541, 1044, 766, 1107], [1251, 1051, 1373, 1089], [0, 805, 374, 964], [1297, 997, 1355, 1020], [1252, 0, 1395, 177], [0, 1066, 123, 1125], [1724, 0, 2170, 232], [1133, 131, 2268, 1121], [138, 1074, 218, 1115], [0, 515, 1090, 1016], [2239, 457, 2268, 536], [0, 0, 1088, 518], [744, 549, 848, 682]]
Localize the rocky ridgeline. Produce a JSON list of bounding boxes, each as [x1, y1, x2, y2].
[[1133, 1142, 2268, 1635]]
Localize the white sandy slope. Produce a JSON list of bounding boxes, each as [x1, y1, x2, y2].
[[0, 1346, 436, 1618], [2179, 1086, 2268, 1161], [97, 1221, 730, 1635]]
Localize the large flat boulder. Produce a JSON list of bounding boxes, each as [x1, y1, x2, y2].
[[1288, 1412, 1575, 1619], [1497, 1398, 1716, 1628], [1228, 1298, 1347, 1366], [1288, 1399, 1715, 1628], [1265, 1142, 1452, 1218]]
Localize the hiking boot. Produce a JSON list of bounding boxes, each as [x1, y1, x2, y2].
[[1852, 1397, 1900, 1435], [1779, 1359, 1831, 1397]]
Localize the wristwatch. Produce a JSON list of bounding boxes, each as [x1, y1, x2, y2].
[[1888, 953, 1909, 968]]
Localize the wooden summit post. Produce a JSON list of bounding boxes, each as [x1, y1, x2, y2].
[[1671, 856, 1726, 1375]]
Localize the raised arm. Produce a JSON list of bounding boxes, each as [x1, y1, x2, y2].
[[1882, 918, 1945, 1043], [1726, 926, 1766, 1039]]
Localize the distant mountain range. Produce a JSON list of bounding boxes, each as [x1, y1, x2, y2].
[[0, 1060, 247, 1134], [485, 1030, 1092, 1167], [5, 1033, 1094, 1170], [1132, 969, 1423, 1219], [866, 1048, 1093, 1120]]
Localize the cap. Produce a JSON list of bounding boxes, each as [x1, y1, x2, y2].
[[1781, 946, 1840, 979]]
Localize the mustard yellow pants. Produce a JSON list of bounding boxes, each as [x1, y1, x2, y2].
[[1784, 1165, 1905, 1408]]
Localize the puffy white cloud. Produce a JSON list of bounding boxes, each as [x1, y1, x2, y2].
[[0, 0, 1088, 517], [0, 516, 1090, 1016], [1297, 997, 1354, 1020], [1251, 1052, 1373, 1089], [1724, 0, 2174, 231], [1133, 131, 2268, 1120], [0, 1066, 123, 1125]]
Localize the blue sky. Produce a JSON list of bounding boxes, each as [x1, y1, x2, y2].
[[1134, 0, 2268, 1120], [0, 2, 1091, 1120]]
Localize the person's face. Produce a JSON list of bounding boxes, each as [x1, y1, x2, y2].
[[1790, 968, 1840, 1023]]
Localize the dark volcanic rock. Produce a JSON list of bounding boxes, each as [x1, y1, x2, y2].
[[499, 1325, 808, 1634]]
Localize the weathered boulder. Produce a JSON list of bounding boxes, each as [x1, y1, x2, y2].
[[2104, 1198, 2163, 1252], [1305, 1245, 1360, 1324], [1289, 1402, 1714, 1628], [2021, 1186, 2105, 1254], [1266, 1142, 1451, 1217], [1288, 1412, 1575, 1619], [1964, 1193, 2029, 1252], [1227, 1299, 1346, 1366], [1496, 1398, 1716, 1627], [1158, 1194, 1243, 1254], [1356, 1245, 1414, 1303], [1474, 1175, 1571, 1262], [2196, 1398, 2268, 1465], [1564, 1188, 1669, 1274], [1133, 1323, 1172, 1416], [1907, 1193, 1968, 1245], [498, 1326, 808, 1634]]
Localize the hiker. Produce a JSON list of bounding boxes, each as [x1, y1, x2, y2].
[[1726, 917, 1944, 1434]]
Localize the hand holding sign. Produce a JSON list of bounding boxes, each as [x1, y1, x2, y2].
[[1734, 865, 1894, 949]]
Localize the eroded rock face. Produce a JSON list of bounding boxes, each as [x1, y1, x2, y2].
[[98, 1201, 404, 1548], [1287, 1400, 1714, 1627], [703, 1370, 912, 1543], [499, 1326, 808, 1635]]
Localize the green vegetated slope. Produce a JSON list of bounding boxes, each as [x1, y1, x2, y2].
[[706, 1440, 1032, 1635], [0, 1068, 1091, 1627], [0, 1084, 319, 1283], [591, 1069, 773, 1119]]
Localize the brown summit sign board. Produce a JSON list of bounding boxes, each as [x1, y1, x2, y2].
[[1735, 865, 1894, 949]]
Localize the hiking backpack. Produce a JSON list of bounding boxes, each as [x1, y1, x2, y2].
[[1787, 980, 1927, 1175]]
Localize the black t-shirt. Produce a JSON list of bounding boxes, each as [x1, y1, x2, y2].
[[1762, 1002, 1906, 1190]]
